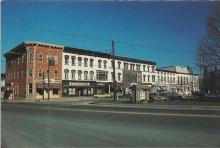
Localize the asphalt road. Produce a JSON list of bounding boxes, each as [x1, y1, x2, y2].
[[2, 102, 220, 147]]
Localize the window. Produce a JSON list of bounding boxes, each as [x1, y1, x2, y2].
[[38, 69, 43, 78], [111, 72, 113, 81], [90, 58, 94, 67], [72, 56, 76, 66], [118, 61, 121, 69], [98, 60, 102, 68], [69, 88, 75, 95], [65, 55, 69, 65], [143, 65, 146, 72], [118, 73, 121, 81], [164, 77, 166, 83], [173, 77, 175, 83], [39, 53, 43, 62], [71, 70, 76, 80], [84, 71, 88, 80], [17, 57, 20, 65], [78, 70, 82, 80], [21, 70, 24, 78], [55, 70, 58, 79], [147, 75, 150, 82], [152, 66, 155, 73], [17, 71, 19, 79], [46, 69, 50, 78], [90, 71, 94, 80], [147, 66, 150, 72], [110, 60, 113, 68], [29, 52, 34, 61], [28, 83, 33, 94], [167, 77, 170, 83], [84, 58, 88, 67], [22, 55, 25, 63], [64, 69, 69, 79], [103, 60, 107, 69], [143, 75, 146, 82], [96, 70, 108, 81], [157, 76, 160, 82], [124, 62, 129, 70], [53, 89, 59, 95], [54, 56, 58, 64], [28, 68, 32, 77], [136, 64, 141, 71], [130, 64, 135, 71], [17, 85, 19, 95], [161, 76, 163, 83], [47, 55, 51, 63], [78, 57, 82, 66]]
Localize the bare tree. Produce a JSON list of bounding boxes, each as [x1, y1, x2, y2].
[[197, 2, 220, 71]]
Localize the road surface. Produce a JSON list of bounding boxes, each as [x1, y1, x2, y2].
[[2, 102, 220, 147]]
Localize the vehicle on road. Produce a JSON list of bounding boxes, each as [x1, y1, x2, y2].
[[93, 93, 113, 98]]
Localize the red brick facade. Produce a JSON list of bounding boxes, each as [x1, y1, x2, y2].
[[5, 41, 63, 100]]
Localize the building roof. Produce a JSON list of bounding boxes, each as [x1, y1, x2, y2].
[[157, 66, 198, 76]]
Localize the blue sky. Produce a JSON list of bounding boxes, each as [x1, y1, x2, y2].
[[1, 1, 213, 73]]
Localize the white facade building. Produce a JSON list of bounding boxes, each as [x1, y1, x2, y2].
[[62, 46, 156, 97], [156, 66, 199, 95]]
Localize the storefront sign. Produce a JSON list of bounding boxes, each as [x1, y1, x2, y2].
[[69, 82, 90, 86]]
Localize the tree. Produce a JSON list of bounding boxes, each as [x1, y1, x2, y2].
[[197, 2, 220, 94], [197, 2, 220, 71]]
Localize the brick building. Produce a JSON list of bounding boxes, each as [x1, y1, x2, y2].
[[4, 41, 64, 100]]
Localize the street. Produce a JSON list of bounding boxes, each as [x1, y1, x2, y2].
[[2, 102, 220, 147]]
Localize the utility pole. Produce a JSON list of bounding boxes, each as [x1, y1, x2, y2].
[[48, 57, 50, 100], [112, 40, 117, 101], [43, 71, 45, 100]]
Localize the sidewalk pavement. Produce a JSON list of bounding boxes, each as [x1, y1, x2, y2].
[[4, 96, 95, 104]]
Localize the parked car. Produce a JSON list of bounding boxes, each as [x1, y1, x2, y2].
[[93, 93, 113, 98]]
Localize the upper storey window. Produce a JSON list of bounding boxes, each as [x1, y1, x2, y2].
[[29, 52, 34, 62], [65, 55, 69, 65], [103, 60, 107, 69], [90, 58, 94, 67], [78, 57, 82, 66], [98, 60, 102, 68], [39, 53, 43, 62], [84, 58, 88, 67], [71, 56, 76, 66]]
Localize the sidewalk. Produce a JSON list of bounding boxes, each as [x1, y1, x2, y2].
[[4, 96, 95, 104]]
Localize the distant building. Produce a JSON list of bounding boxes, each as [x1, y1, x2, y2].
[[156, 66, 199, 95]]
